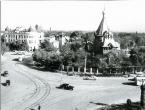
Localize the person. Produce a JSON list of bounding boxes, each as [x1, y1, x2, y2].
[[38, 105, 41, 110], [6, 80, 10, 86]]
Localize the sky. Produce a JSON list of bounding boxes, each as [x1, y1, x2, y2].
[[1, 0, 145, 32]]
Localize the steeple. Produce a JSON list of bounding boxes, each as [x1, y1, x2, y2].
[[94, 10, 109, 37], [93, 10, 109, 55], [95, 11, 105, 36]]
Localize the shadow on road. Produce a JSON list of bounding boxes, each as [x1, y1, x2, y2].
[[128, 78, 135, 81], [20, 62, 48, 72], [122, 82, 137, 86], [90, 101, 108, 106], [12, 58, 19, 61]]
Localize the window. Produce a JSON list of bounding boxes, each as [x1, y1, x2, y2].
[[19, 35, 21, 38]]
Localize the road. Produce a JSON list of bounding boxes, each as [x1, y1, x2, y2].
[[1, 52, 141, 110]]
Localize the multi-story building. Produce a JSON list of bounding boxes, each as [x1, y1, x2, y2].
[[3, 26, 44, 51], [45, 32, 70, 51]]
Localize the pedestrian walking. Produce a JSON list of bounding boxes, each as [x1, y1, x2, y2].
[[38, 105, 41, 110]]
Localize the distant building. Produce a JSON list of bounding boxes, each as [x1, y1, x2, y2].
[[45, 32, 70, 51], [3, 26, 44, 51], [94, 11, 120, 55]]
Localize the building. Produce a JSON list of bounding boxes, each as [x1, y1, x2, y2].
[[45, 32, 70, 51], [94, 11, 120, 55], [3, 26, 45, 51]]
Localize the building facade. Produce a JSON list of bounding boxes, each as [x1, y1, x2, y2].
[[3, 26, 44, 51], [45, 32, 70, 51]]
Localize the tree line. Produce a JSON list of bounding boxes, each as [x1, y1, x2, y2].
[[1, 31, 145, 74], [32, 31, 145, 74]]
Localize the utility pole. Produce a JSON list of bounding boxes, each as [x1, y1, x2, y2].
[[84, 55, 87, 73]]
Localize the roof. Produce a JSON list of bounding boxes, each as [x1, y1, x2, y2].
[[103, 34, 120, 49], [94, 11, 120, 50], [95, 11, 109, 36]]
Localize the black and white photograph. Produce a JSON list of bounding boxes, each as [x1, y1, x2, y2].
[[1, 0, 145, 110]]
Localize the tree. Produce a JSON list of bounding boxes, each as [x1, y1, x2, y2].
[[129, 49, 140, 66], [33, 49, 61, 71], [40, 40, 56, 52], [1, 35, 8, 55]]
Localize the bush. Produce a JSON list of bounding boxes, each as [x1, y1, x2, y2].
[[22, 57, 33, 65], [33, 49, 61, 71]]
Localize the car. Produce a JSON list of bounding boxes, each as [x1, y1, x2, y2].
[[17, 52, 25, 55], [83, 76, 96, 80], [129, 74, 137, 77], [67, 72, 74, 76], [14, 51, 25, 55], [1, 71, 8, 77], [135, 77, 145, 86], [1, 80, 10, 86], [56, 83, 74, 90]]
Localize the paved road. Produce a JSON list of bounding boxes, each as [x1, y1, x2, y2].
[[1, 52, 141, 110]]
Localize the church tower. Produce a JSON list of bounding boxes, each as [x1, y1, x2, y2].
[[93, 11, 108, 55], [93, 11, 120, 55]]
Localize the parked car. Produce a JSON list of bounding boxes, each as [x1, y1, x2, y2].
[[129, 74, 137, 77], [135, 77, 145, 86], [83, 76, 96, 80], [56, 83, 74, 91], [136, 72, 145, 77], [1, 71, 8, 77], [1, 80, 10, 86], [14, 51, 25, 55], [127, 72, 145, 85], [67, 72, 74, 76]]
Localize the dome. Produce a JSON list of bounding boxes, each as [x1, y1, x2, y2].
[[28, 26, 35, 32]]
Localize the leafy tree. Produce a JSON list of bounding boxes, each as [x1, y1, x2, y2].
[[1, 35, 8, 55], [40, 40, 56, 52], [33, 49, 61, 71], [129, 49, 140, 66], [81, 33, 94, 52]]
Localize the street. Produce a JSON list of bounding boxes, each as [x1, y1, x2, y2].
[[1, 52, 141, 110]]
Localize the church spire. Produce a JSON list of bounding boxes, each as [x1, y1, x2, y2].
[[95, 11, 105, 36]]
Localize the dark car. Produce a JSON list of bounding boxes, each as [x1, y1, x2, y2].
[[1, 71, 8, 77], [56, 83, 74, 91], [1, 80, 10, 86]]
